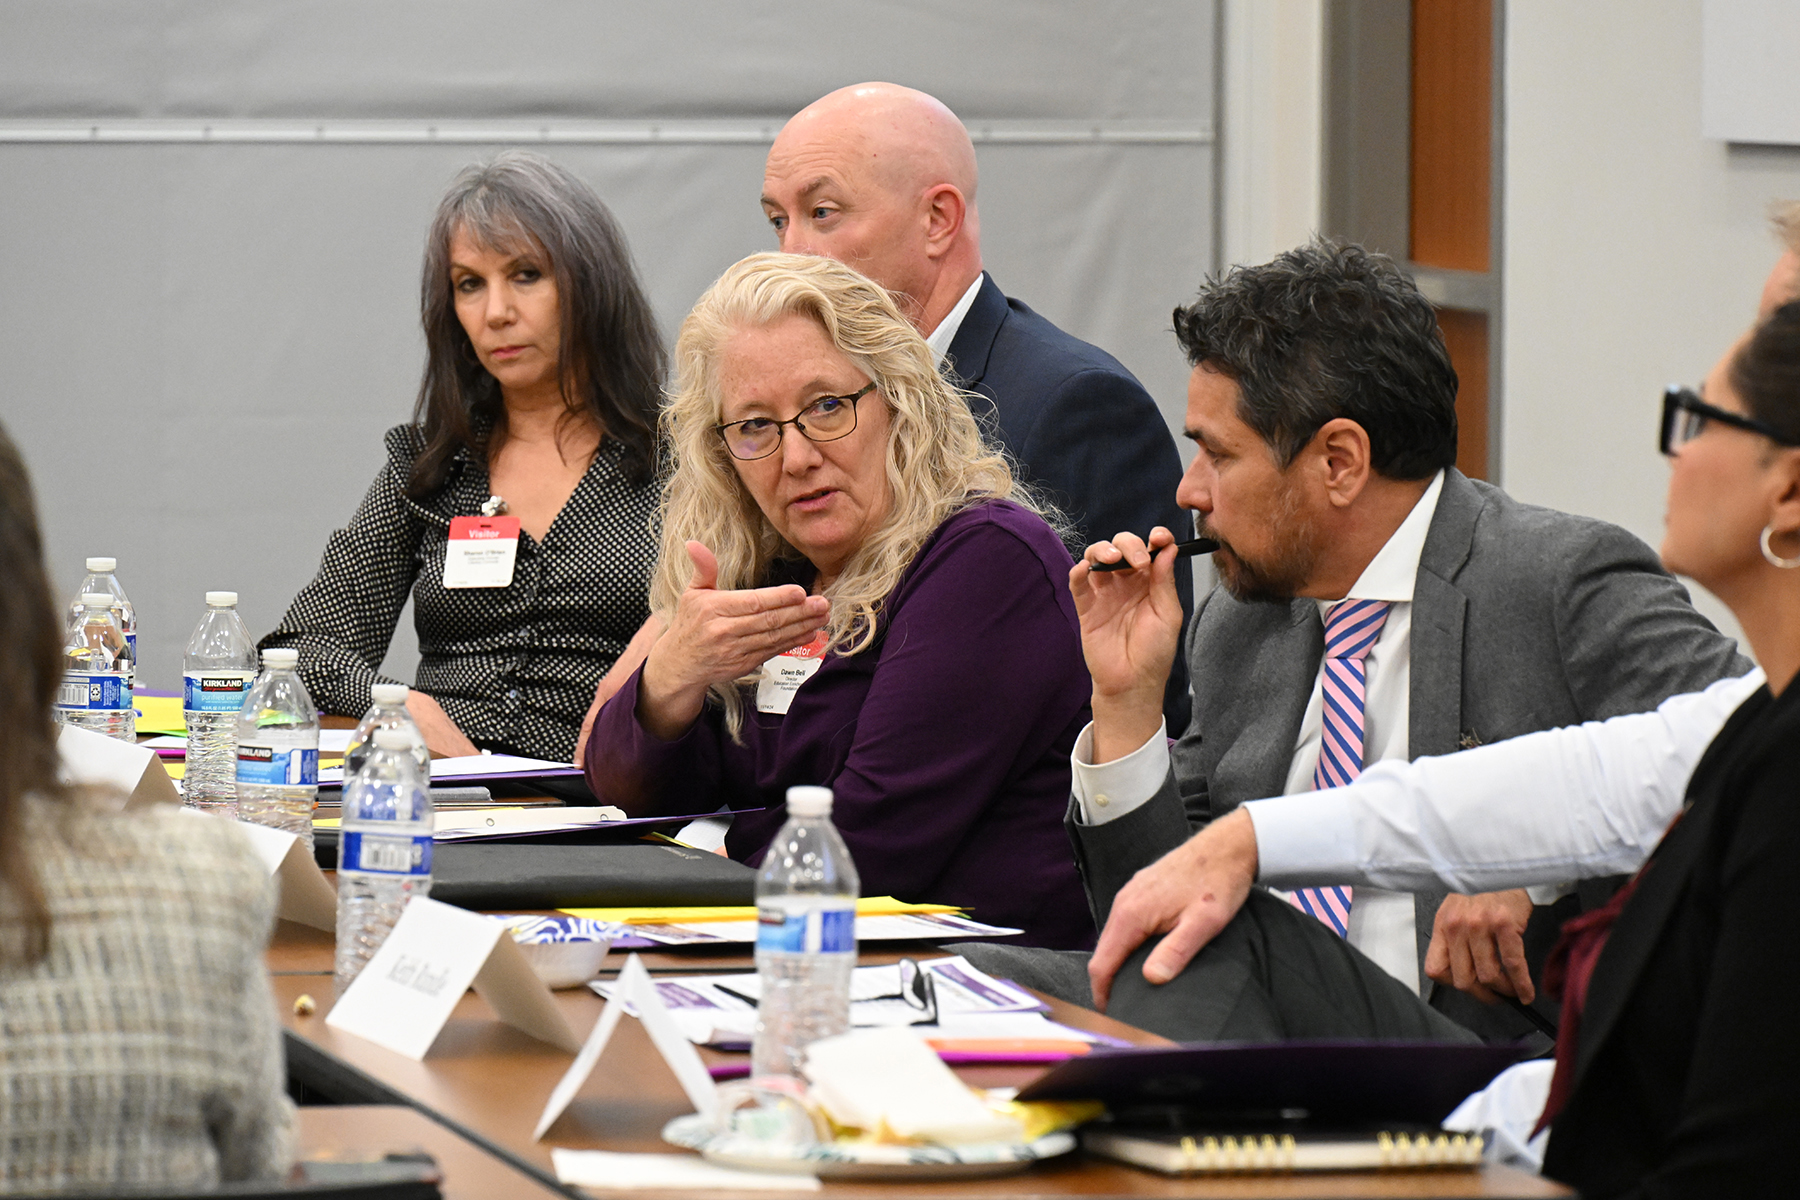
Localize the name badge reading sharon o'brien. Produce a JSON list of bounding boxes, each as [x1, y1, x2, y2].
[[443, 515, 521, 589], [756, 629, 828, 715]]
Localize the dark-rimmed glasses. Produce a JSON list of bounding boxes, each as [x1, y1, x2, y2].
[[864, 957, 938, 1026], [1661, 385, 1800, 456], [716, 382, 877, 461]]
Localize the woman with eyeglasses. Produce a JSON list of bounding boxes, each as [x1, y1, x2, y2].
[[1497, 300, 1800, 1194], [584, 253, 1094, 949], [262, 151, 664, 765]]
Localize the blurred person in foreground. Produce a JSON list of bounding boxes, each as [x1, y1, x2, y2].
[[0, 420, 292, 1192], [584, 252, 1093, 948]]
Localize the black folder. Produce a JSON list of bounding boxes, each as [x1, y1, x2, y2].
[[1016, 1040, 1529, 1125], [426, 842, 757, 910]]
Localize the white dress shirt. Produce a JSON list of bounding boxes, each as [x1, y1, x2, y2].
[[924, 274, 987, 366], [1074, 471, 1446, 992], [1248, 667, 1763, 893]]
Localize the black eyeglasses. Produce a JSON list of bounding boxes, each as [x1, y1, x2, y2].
[[715, 382, 877, 461], [864, 957, 938, 1026], [1660, 385, 1800, 456]]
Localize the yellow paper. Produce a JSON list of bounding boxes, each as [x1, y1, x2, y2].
[[133, 695, 187, 736], [314, 817, 342, 828], [163, 761, 185, 780], [559, 896, 961, 924]]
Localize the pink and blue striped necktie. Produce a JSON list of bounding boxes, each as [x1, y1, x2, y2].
[[1289, 598, 1393, 937]]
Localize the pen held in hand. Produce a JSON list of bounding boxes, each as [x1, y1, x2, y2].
[[1087, 536, 1221, 572]]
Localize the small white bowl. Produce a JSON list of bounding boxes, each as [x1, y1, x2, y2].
[[497, 916, 614, 989]]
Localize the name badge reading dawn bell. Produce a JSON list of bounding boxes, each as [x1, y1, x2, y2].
[[756, 629, 827, 715], [443, 515, 520, 589]]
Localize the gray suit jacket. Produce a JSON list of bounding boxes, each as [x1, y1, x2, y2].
[[1069, 469, 1751, 1034]]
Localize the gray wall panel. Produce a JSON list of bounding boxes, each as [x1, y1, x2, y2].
[[0, 2, 1215, 699], [2, 1, 1212, 120]]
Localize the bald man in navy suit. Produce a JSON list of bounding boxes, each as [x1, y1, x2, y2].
[[759, 82, 1194, 730]]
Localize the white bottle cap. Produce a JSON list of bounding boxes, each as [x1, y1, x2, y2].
[[206, 591, 238, 607], [786, 786, 833, 817], [373, 727, 416, 751], [80, 592, 114, 607], [371, 683, 410, 705], [85, 557, 116, 572], [262, 648, 300, 669]]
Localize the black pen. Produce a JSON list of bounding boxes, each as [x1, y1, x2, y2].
[[1087, 536, 1221, 572]]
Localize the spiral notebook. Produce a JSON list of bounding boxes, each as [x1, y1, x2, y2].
[[1082, 1124, 1484, 1174]]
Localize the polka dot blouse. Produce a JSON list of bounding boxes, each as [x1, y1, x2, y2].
[[260, 425, 656, 763]]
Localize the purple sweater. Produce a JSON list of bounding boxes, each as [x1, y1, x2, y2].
[[585, 500, 1095, 949]]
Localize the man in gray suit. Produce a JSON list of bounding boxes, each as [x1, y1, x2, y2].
[[967, 241, 1748, 1043]]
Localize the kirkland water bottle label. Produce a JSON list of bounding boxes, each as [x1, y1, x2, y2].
[[755, 905, 856, 954], [341, 831, 433, 876], [236, 744, 319, 786], [183, 671, 254, 711], [56, 672, 131, 711]]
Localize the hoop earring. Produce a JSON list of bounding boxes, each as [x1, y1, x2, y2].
[[1760, 525, 1800, 569]]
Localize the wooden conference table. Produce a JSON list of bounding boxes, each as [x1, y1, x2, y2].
[[269, 919, 1570, 1199]]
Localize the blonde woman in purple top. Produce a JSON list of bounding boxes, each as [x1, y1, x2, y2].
[[585, 252, 1094, 948]]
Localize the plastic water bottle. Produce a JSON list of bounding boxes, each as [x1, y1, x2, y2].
[[335, 727, 434, 994], [343, 683, 432, 780], [55, 594, 135, 742], [183, 592, 258, 815], [68, 557, 135, 682], [752, 786, 860, 1079], [235, 647, 319, 849]]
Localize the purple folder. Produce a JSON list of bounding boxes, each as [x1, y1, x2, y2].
[[1015, 1040, 1530, 1124]]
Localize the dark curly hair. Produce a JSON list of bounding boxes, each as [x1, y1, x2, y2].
[[1172, 240, 1458, 480], [0, 421, 63, 965], [411, 151, 666, 497]]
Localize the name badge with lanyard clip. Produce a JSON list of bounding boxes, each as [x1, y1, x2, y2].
[[756, 629, 829, 715], [443, 515, 521, 589]]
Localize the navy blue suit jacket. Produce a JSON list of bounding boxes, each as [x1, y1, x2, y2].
[[945, 273, 1192, 730]]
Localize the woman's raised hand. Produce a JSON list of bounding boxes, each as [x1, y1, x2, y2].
[[636, 542, 831, 740]]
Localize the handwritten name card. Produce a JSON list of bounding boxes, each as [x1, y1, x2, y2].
[[327, 895, 584, 1060]]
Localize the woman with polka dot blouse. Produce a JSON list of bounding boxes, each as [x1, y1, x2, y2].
[[586, 254, 1095, 949], [262, 152, 663, 763]]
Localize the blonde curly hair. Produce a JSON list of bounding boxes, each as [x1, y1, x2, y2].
[[657, 252, 1051, 733]]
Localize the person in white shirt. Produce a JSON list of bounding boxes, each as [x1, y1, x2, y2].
[[958, 239, 1748, 1045]]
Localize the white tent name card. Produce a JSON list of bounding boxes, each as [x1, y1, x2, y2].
[[327, 896, 582, 1060], [535, 954, 719, 1140], [229, 818, 338, 932]]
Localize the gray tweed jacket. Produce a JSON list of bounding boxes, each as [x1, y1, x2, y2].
[[0, 796, 294, 1192], [1069, 469, 1751, 1036]]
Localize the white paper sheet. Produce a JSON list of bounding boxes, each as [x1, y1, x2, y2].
[[590, 956, 1063, 1044], [320, 751, 581, 785], [626, 911, 1023, 946], [551, 1149, 819, 1191]]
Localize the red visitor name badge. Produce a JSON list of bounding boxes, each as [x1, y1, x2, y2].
[[756, 629, 828, 715], [443, 515, 521, 589]]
